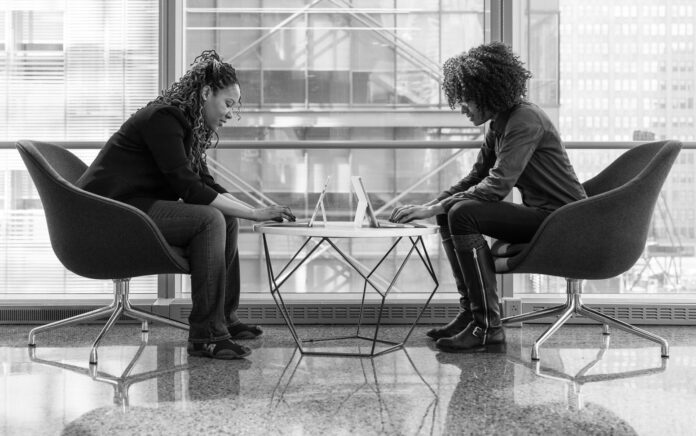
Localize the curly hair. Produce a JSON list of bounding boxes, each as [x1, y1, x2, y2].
[[148, 50, 240, 174], [442, 42, 532, 116]]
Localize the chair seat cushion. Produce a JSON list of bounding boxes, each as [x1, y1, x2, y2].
[[491, 240, 528, 273], [490, 240, 527, 257], [170, 246, 187, 258]]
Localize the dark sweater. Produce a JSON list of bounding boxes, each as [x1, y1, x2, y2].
[[77, 104, 227, 211], [438, 102, 586, 212]]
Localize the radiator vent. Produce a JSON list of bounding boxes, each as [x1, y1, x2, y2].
[[0, 306, 141, 324], [518, 301, 696, 325], [170, 302, 460, 325], [2, 301, 695, 325]]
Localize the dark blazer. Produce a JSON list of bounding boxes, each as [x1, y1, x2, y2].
[[77, 103, 227, 212]]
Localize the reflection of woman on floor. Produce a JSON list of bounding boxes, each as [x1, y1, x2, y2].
[[78, 51, 294, 360], [437, 353, 638, 435], [390, 42, 586, 352]]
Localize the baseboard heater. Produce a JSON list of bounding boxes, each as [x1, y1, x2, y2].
[[1, 300, 695, 325]]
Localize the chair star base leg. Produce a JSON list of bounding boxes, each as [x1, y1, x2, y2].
[[504, 278, 669, 361], [30, 278, 189, 365], [577, 304, 669, 358]]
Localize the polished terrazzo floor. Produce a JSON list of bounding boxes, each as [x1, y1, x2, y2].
[[1, 323, 695, 435]]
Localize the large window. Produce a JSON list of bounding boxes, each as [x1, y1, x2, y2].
[[515, 0, 696, 295], [0, 0, 159, 297], [180, 0, 489, 296], [2, 0, 695, 302], [184, 0, 487, 141]]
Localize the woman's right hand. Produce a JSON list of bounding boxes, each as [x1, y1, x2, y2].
[[252, 205, 296, 222]]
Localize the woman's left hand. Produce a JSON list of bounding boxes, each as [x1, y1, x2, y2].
[[389, 204, 438, 223]]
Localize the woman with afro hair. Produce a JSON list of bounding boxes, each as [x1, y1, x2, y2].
[[390, 42, 586, 353], [78, 50, 295, 360]]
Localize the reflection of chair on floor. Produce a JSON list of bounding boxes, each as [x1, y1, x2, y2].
[[16, 140, 190, 365], [28, 332, 189, 412], [493, 140, 682, 360], [507, 335, 668, 411], [270, 348, 438, 434]]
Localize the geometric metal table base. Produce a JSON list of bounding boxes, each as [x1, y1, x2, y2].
[[502, 278, 670, 361], [262, 234, 439, 357], [28, 278, 189, 365]]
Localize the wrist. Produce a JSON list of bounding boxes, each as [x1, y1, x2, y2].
[[427, 203, 444, 216]]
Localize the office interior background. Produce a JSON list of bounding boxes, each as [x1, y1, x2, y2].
[[1, 0, 696, 317]]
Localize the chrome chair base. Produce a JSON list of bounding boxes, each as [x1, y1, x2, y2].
[[502, 278, 670, 361], [28, 278, 189, 365]]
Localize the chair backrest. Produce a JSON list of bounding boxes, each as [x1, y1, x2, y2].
[[504, 140, 682, 280], [16, 140, 188, 279], [582, 140, 666, 197], [23, 141, 88, 184]]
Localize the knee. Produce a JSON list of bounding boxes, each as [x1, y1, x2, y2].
[[199, 206, 226, 232], [447, 201, 477, 222], [448, 201, 479, 235]]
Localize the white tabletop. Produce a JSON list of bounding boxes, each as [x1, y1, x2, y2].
[[253, 221, 439, 238]]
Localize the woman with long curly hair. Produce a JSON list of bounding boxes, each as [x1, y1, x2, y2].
[[78, 50, 294, 359], [390, 42, 586, 353]]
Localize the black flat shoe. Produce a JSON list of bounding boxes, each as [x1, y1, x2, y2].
[[187, 339, 251, 360], [228, 322, 263, 339]]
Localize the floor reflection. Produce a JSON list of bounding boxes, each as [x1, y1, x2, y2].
[[508, 335, 668, 411], [28, 332, 190, 412], [269, 348, 439, 435], [1, 325, 695, 435]]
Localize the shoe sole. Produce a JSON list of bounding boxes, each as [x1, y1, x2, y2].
[[435, 342, 507, 354], [426, 329, 467, 341], [187, 349, 251, 360]]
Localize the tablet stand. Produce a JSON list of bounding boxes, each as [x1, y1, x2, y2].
[[353, 200, 368, 228]]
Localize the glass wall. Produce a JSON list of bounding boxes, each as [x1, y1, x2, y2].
[[0, 0, 160, 297], [2, 0, 695, 301], [514, 0, 696, 295], [179, 0, 489, 295]]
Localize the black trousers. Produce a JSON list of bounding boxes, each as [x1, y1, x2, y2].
[[437, 199, 550, 242]]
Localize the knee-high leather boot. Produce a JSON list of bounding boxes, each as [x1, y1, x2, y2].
[[426, 236, 473, 340], [436, 234, 505, 352]]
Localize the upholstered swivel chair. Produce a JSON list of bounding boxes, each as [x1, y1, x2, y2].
[[16, 140, 190, 364], [492, 140, 682, 361]]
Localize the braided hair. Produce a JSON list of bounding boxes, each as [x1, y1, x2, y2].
[[442, 42, 532, 116], [149, 50, 240, 174]]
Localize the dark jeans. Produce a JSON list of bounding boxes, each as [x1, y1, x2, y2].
[[146, 200, 241, 343], [437, 199, 549, 242]]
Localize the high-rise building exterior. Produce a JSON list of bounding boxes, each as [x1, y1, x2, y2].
[[553, 0, 696, 293]]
